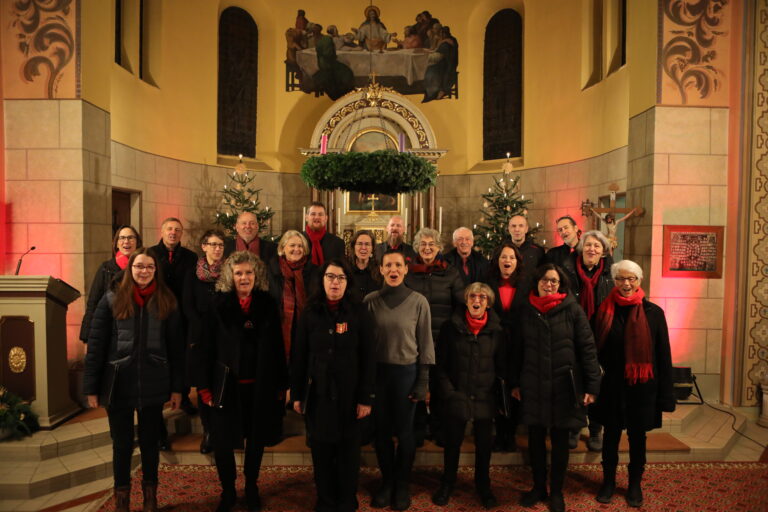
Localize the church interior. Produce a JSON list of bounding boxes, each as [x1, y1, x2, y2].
[[1, 0, 768, 510]]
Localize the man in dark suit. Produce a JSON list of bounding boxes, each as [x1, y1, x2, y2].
[[543, 215, 581, 270], [508, 215, 544, 278], [302, 201, 345, 265], [374, 215, 417, 263], [443, 226, 489, 285], [223, 211, 277, 263]]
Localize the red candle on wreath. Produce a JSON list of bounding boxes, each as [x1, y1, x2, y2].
[[320, 134, 328, 155]]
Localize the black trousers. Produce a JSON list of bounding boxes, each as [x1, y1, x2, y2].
[[211, 383, 265, 493], [441, 417, 493, 491], [107, 404, 163, 487], [374, 363, 417, 485], [602, 426, 647, 470], [310, 434, 362, 512], [527, 426, 570, 494]]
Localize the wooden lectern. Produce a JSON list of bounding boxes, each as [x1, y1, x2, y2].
[[0, 276, 81, 428]]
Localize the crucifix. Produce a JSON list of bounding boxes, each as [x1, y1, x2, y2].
[[580, 183, 645, 254], [366, 193, 380, 217]]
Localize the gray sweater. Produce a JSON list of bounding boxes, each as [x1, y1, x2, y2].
[[364, 289, 435, 365]]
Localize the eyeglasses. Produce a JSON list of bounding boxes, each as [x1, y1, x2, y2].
[[468, 293, 488, 302], [614, 276, 638, 283], [419, 242, 436, 248], [117, 235, 137, 241], [132, 265, 156, 272], [324, 273, 347, 282], [355, 242, 372, 247], [539, 278, 560, 285], [205, 242, 225, 248], [454, 237, 473, 243]]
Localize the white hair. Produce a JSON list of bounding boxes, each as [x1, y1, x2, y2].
[[413, 227, 442, 251], [610, 259, 644, 281], [452, 226, 473, 242], [578, 230, 610, 255]]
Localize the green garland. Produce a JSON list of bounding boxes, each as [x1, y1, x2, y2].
[[0, 386, 39, 440], [300, 150, 437, 195]]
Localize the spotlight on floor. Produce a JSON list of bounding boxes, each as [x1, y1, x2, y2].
[[672, 366, 703, 404]]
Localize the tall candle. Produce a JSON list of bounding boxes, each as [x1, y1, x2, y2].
[[438, 207, 443, 235], [302, 207, 307, 228], [398, 133, 406, 152], [420, 208, 424, 230], [404, 207, 408, 238], [337, 207, 341, 234], [320, 134, 328, 155]]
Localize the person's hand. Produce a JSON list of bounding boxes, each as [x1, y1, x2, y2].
[[170, 392, 182, 410], [357, 404, 372, 419], [293, 401, 303, 415], [583, 393, 596, 406], [87, 395, 99, 408], [511, 387, 521, 401]]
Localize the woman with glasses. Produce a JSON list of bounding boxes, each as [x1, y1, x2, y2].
[[347, 230, 381, 298], [194, 251, 288, 512], [183, 229, 227, 454], [590, 260, 675, 508], [431, 282, 506, 509], [80, 225, 143, 342], [511, 263, 601, 512], [84, 248, 183, 512], [291, 258, 376, 512]]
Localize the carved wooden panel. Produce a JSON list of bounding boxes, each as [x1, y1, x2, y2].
[[0, 316, 35, 401]]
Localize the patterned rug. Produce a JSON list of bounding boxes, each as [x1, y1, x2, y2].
[[97, 462, 768, 511]]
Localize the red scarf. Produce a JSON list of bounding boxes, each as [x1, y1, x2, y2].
[[409, 256, 447, 274], [577, 256, 605, 320], [306, 225, 326, 266], [529, 290, 566, 314], [326, 298, 341, 312], [236, 236, 261, 255], [498, 279, 516, 311], [279, 256, 308, 359], [239, 295, 252, 314], [595, 287, 654, 384], [115, 251, 130, 270], [132, 281, 157, 308], [465, 309, 488, 335], [195, 257, 222, 283]]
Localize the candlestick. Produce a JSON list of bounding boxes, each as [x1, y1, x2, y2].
[[302, 207, 307, 228], [420, 208, 424, 229], [438, 207, 443, 235], [398, 133, 406, 152], [337, 207, 341, 234], [320, 134, 328, 155], [404, 207, 408, 237]]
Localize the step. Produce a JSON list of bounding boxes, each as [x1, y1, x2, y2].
[[0, 418, 112, 461]]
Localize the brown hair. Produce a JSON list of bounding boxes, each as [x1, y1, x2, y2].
[[112, 248, 177, 320], [112, 225, 143, 253]]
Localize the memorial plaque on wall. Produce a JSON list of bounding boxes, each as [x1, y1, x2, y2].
[[0, 316, 36, 401], [662, 225, 724, 278]]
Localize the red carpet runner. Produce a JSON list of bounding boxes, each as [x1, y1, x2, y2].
[[98, 462, 768, 511]]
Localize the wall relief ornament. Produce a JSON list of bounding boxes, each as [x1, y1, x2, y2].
[[11, 0, 76, 98], [659, 0, 730, 105], [8, 346, 27, 374]]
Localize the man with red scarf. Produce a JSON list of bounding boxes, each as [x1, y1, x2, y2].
[[223, 212, 277, 263], [301, 202, 345, 266]]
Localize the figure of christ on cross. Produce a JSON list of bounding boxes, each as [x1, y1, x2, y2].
[[581, 185, 644, 254]]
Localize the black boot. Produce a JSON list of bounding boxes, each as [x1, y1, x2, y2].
[[477, 487, 498, 509], [596, 463, 616, 503], [200, 431, 213, 454], [520, 466, 547, 507], [626, 465, 644, 507], [216, 487, 237, 512], [245, 483, 261, 512], [114, 485, 130, 512], [142, 481, 158, 512], [568, 429, 579, 449], [391, 481, 411, 511], [431, 483, 453, 506], [548, 492, 565, 512], [371, 480, 392, 509], [587, 423, 603, 452]]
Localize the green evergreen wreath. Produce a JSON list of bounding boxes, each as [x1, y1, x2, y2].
[[0, 386, 39, 440], [300, 150, 437, 195]]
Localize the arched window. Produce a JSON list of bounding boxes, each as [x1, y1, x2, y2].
[[217, 7, 258, 158], [483, 9, 522, 160]]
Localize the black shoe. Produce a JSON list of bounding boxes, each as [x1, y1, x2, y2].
[[519, 488, 548, 507], [215, 491, 236, 512], [478, 489, 498, 509], [391, 482, 411, 511], [626, 479, 643, 507], [181, 399, 198, 416], [158, 436, 171, 452], [492, 437, 505, 452], [548, 492, 565, 512], [200, 431, 213, 454], [587, 428, 603, 452], [432, 483, 453, 506], [370, 482, 392, 509], [596, 479, 615, 503], [245, 484, 261, 512], [568, 430, 579, 449]]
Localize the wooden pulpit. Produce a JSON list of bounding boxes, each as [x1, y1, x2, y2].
[[0, 276, 81, 428]]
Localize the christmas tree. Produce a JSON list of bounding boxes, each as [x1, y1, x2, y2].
[[472, 156, 538, 257], [214, 156, 276, 239]]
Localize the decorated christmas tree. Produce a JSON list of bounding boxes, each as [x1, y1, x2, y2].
[[472, 156, 538, 257], [214, 156, 275, 239]]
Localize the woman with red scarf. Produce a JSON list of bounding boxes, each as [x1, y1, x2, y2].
[[80, 225, 143, 342], [267, 229, 318, 361], [195, 251, 288, 512], [84, 248, 183, 512], [511, 263, 601, 512], [590, 260, 675, 508], [432, 282, 506, 509]]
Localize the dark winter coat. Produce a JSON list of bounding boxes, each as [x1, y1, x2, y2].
[[223, 237, 277, 263], [590, 300, 676, 431], [516, 239, 545, 279], [443, 248, 490, 286], [485, 274, 530, 330], [543, 243, 576, 271], [301, 231, 346, 262], [374, 242, 417, 264], [349, 263, 381, 299], [194, 290, 288, 446], [80, 258, 124, 341], [83, 291, 184, 409], [405, 261, 465, 342], [182, 264, 219, 386], [567, 255, 614, 311], [512, 293, 602, 430], [435, 308, 507, 422], [150, 242, 198, 310], [291, 299, 376, 442]]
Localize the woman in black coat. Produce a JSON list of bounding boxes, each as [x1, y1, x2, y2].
[[346, 230, 381, 298], [511, 264, 601, 512], [84, 248, 183, 512], [432, 282, 506, 510], [291, 258, 376, 512], [591, 260, 675, 508], [183, 229, 227, 454], [79, 225, 142, 342], [195, 251, 288, 512], [485, 241, 528, 452]]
